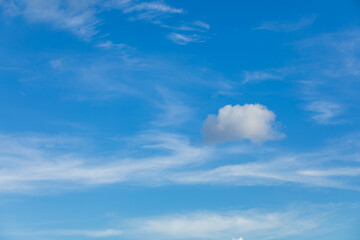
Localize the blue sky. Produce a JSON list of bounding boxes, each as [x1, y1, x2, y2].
[[0, 0, 360, 239]]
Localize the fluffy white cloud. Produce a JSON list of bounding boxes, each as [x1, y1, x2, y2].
[[202, 104, 284, 144]]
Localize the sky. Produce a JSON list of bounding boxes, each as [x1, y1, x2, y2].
[[0, 0, 360, 239]]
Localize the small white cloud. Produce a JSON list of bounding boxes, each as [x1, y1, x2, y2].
[[202, 104, 284, 144], [305, 100, 343, 124], [97, 40, 127, 50], [168, 33, 203, 45], [163, 21, 210, 32], [123, 2, 183, 14], [192, 20, 210, 30], [255, 15, 317, 32], [243, 71, 282, 84]]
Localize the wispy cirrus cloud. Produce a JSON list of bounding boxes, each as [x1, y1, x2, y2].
[[42, 229, 122, 238], [305, 100, 344, 124], [162, 20, 210, 32], [127, 204, 354, 240], [132, 210, 316, 240], [5, 204, 355, 240], [122, 1, 183, 14], [1, 0, 102, 39], [97, 40, 128, 50], [241, 28, 360, 124], [0, 132, 211, 193], [0, 129, 360, 193], [150, 88, 194, 127], [168, 32, 204, 45], [242, 69, 287, 84], [7, 228, 123, 238], [171, 158, 360, 189], [0, 0, 210, 43], [255, 15, 317, 32]]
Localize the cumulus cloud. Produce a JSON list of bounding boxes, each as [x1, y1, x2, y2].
[[202, 104, 284, 144]]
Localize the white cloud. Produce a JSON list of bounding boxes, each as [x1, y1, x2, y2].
[[305, 100, 343, 124], [122, 1, 183, 14], [0, 132, 210, 193], [299, 168, 360, 177], [168, 33, 203, 45], [12, 228, 123, 238], [162, 20, 210, 32], [1, 0, 101, 39], [255, 15, 317, 32], [0, 131, 359, 193], [97, 40, 127, 50], [119, 1, 184, 23], [50, 229, 123, 238], [202, 104, 284, 144], [0, 0, 202, 41], [130, 206, 334, 240], [243, 70, 283, 84], [150, 89, 193, 127], [170, 158, 360, 189], [152, 102, 192, 127], [193, 20, 210, 30], [7, 204, 354, 240]]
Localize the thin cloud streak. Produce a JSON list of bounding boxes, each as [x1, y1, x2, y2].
[[9, 228, 123, 238], [305, 100, 344, 124], [168, 32, 204, 45], [255, 15, 317, 32]]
